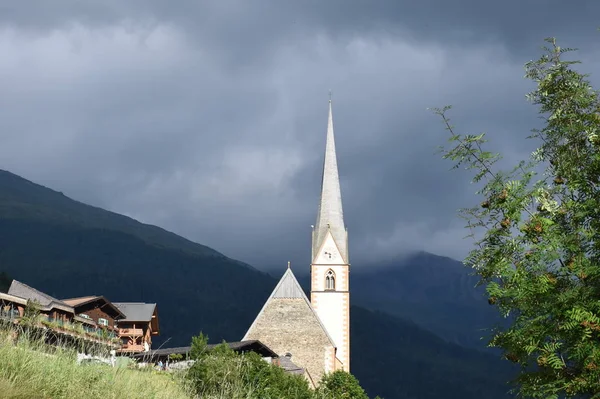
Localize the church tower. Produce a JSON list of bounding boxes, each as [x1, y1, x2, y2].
[[311, 99, 350, 372]]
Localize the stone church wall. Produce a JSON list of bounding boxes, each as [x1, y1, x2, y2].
[[244, 298, 335, 384]]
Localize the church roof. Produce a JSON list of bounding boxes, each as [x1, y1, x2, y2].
[[272, 268, 308, 299], [242, 267, 336, 347], [313, 100, 347, 263]]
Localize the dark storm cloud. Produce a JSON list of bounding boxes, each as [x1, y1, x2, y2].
[[0, 1, 599, 269]]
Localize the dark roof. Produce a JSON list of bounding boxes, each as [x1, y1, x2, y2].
[[8, 280, 71, 309], [131, 340, 278, 360], [279, 355, 304, 375], [113, 302, 156, 322], [62, 296, 126, 319]]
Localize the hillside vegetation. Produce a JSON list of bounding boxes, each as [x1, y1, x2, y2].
[[0, 169, 252, 269]]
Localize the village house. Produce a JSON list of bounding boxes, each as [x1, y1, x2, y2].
[[1, 280, 74, 324], [61, 296, 126, 340], [113, 302, 159, 354], [0, 280, 160, 355], [0, 280, 121, 349]]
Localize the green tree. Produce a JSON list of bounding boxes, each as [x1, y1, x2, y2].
[[189, 331, 209, 360], [433, 37, 600, 398], [316, 370, 370, 399]]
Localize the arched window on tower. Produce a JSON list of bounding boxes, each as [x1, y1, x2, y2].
[[325, 270, 336, 291]]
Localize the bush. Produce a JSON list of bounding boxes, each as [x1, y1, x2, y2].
[[316, 370, 370, 399]]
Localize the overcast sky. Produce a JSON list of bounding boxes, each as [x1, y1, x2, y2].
[[1, 1, 599, 270]]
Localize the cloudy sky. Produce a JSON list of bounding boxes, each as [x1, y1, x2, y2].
[[1, 1, 599, 270]]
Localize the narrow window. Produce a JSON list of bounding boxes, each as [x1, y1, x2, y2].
[[325, 270, 336, 291]]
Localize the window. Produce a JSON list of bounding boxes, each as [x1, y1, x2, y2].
[[98, 318, 109, 326], [79, 313, 91, 319], [325, 270, 336, 291]]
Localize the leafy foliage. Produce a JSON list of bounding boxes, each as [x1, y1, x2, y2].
[[434, 38, 600, 398], [186, 332, 314, 399], [316, 370, 370, 399]]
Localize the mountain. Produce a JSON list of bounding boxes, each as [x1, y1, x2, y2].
[[0, 169, 255, 270], [0, 169, 273, 345], [352, 252, 505, 351], [352, 306, 513, 399], [0, 271, 10, 292], [0, 170, 515, 398]]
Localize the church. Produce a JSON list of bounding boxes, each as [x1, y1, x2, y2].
[[242, 99, 350, 387]]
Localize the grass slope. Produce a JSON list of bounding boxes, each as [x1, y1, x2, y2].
[[0, 328, 192, 399]]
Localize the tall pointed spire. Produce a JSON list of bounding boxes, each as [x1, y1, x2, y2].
[[313, 98, 347, 262]]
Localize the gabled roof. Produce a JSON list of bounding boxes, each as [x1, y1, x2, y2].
[[62, 296, 126, 319], [7, 280, 72, 311], [313, 100, 347, 263], [113, 302, 157, 322], [242, 267, 336, 347]]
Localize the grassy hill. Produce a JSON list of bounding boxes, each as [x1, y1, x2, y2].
[[0, 170, 515, 399]]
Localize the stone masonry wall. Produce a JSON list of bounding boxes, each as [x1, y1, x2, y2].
[[245, 298, 334, 384]]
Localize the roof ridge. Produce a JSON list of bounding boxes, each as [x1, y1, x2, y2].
[[9, 280, 69, 307], [62, 295, 100, 301]]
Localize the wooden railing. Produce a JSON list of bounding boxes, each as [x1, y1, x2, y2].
[[118, 328, 143, 336], [118, 343, 145, 352]]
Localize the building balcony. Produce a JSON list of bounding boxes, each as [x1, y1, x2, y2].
[[118, 328, 143, 336], [118, 343, 146, 352], [42, 317, 119, 344]]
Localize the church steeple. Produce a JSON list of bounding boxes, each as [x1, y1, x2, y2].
[[313, 99, 347, 263], [310, 97, 351, 372]]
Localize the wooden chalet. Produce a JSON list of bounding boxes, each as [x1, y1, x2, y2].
[[1, 280, 74, 324], [0, 280, 121, 350], [113, 302, 159, 354], [62, 296, 126, 339], [0, 280, 161, 355]]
